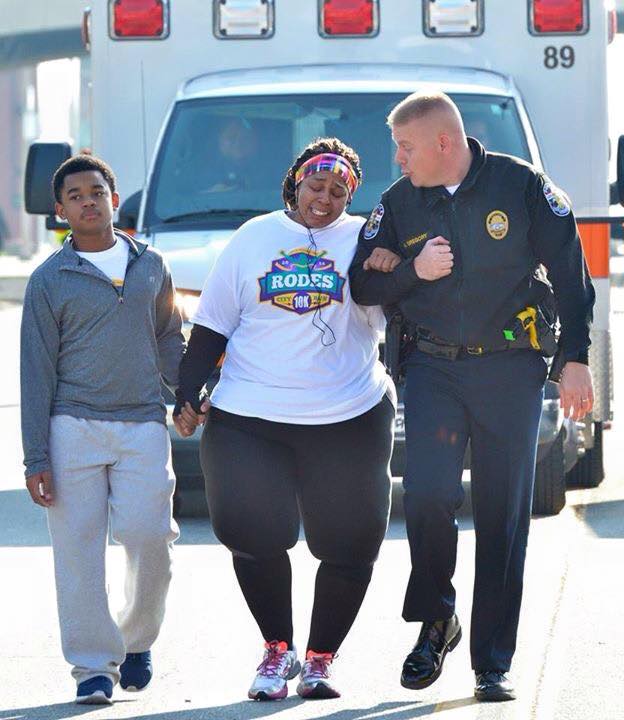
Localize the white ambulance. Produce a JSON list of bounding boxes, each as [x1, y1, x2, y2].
[[25, 0, 622, 515]]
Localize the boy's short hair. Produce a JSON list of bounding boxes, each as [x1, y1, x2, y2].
[[52, 155, 117, 203]]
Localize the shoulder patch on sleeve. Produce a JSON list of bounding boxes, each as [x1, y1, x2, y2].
[[543, 178, 571, 217], [363, 203, 385, 240]]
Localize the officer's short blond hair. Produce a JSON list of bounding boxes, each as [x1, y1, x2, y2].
[[387, 92, 459, 128]]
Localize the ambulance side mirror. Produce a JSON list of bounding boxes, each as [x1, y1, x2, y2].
[[24, 142, 72, 215], [117, 190, 142, 231], [615, 135, 624, 207]]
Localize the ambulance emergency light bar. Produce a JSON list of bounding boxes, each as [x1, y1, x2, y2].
[[529, 0, 588, 35], [108, 0, 591, 42], [214, 0, 275, 38], [319, 0, 380, 37], [423, 0, 483, 37], [109, 0, 169, 39]]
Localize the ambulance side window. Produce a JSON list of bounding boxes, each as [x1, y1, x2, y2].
[[457, 95, 530, 161]]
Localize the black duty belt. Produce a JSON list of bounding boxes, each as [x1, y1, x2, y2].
[[415, 337, 512, 360]]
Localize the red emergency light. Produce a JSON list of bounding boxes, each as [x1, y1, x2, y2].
[[608, 5, 617, 44], [109, 0, 170, 40], [320, 0, 379, 38], [530, 0, 587, 34]]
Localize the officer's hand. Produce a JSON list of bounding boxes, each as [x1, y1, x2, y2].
[[363, 248, 401, 273], [26, 470, 54, 507], [413, 236, 453, 281], [559, 362, 594, 421]]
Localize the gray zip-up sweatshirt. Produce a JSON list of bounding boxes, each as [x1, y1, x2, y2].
[[20, 232, 184, 477]]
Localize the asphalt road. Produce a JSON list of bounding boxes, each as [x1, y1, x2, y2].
[[1, 293, 623, 720]]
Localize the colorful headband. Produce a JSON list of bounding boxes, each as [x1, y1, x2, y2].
[[295, 153, 360, 199]]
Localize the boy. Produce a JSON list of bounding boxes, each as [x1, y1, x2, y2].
[[20, 155, 184, 704]]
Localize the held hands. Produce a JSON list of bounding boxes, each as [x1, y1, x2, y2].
[[363, 248, 402, 272], [362, 237, 453, 280], [173, 400, 210, 437], [26, 470, 53, 507], [414, 236, 453, 281], [558, 362, 594, 421]]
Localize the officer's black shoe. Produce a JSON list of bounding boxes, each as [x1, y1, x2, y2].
[[474, 671, 516, 702], [400, 614, 462, 690]]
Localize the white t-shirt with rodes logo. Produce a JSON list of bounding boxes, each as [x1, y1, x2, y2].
[[75, 238, 129, 288], [191, 210, 390, 424]]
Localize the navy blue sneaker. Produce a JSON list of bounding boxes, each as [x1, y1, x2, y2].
[[120, 651, 153, 691], [75, 675, 113, 705]]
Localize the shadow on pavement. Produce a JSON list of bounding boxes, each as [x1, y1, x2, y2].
[[573, 498, 624, 538], [0, 697, 477, 720], [0, 488, 476, 548], [0, 488, 50, 546], [174, 517, 222, 545], [0, 489, 222, 547], [0, 698, 299, 720], [292, 697, 477, 719]]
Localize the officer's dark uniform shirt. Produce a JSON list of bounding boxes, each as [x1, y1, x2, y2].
[[349, 138, 595, 363]]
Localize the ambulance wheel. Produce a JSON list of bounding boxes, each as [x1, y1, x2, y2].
[[566, 422, 604, 488], [532, 429, 566, 516]]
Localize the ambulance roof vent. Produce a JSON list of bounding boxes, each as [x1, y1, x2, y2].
[[213, 0, 275, 39], [423, 0, 484, 38]]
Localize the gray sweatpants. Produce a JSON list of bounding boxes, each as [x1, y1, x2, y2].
[[47, 415, 179, 685]]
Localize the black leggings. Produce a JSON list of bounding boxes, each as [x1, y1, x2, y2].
[[200, 394, 394, 654]]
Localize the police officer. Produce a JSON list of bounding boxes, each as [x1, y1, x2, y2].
[[349, 92, 595, 702]]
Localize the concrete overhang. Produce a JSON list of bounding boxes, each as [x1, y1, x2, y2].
[[0, 0, 86, 67]]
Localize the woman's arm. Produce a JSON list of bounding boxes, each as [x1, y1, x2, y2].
[[173, 324, 227, 415]]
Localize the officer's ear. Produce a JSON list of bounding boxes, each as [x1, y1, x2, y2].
[[439, 133, 452, 154]]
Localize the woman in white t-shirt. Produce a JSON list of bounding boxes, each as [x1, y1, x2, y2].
[[174, 138, 395, 701]]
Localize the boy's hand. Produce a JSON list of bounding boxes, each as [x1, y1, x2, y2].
[[26, 470, 54, 507], [173, 400, 210, 437]]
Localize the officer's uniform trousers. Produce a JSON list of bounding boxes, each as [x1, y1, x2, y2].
[[402, 346, 547, 673]]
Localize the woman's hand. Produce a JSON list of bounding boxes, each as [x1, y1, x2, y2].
[[363, 247, 402, 272], [173, 400, 210, 437]]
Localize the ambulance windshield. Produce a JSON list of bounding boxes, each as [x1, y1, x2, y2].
[[145, 92, 531, 229]]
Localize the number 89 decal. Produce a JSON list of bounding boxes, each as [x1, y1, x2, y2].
[[544, 45, 575, 69]]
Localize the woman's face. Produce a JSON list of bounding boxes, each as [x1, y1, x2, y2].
[[293, 170, 349, 228]]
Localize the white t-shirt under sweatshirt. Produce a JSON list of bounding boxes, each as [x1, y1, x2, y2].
[[75, 237, 129, 288], [192, 210, 390, 424]]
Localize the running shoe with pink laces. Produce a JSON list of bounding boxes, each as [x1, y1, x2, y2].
[[296, 650, 341, 699], [248, 640, 301, 701]]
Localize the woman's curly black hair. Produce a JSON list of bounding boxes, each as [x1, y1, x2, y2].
[[282, 137, 363, 211]]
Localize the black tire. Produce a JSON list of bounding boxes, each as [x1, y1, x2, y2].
[[566, 422, 604, 488], [532, 429, 566, 516]]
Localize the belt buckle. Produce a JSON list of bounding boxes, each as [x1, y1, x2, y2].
[[466, 345, 484, 356]]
